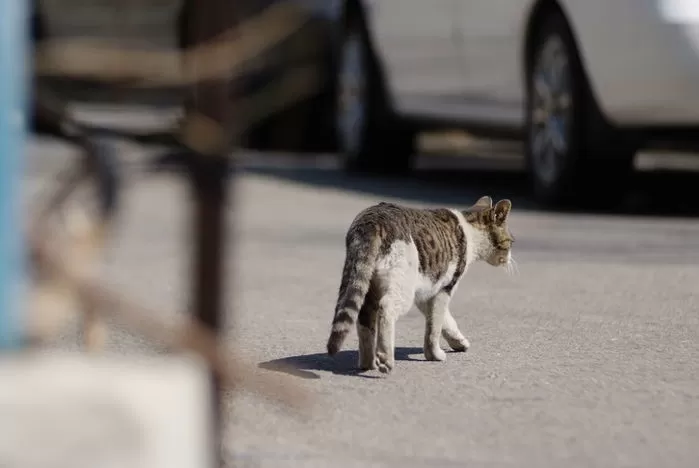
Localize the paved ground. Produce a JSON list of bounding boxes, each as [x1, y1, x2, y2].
[[23, 135, 699, 468]]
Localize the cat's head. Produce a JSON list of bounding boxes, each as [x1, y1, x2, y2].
[[462, 196, 516, 270]]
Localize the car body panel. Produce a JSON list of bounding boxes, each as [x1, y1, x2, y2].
[[365, 1, 465, 103], [361, 0, 699, 132], [559, 0, 699, 126], [454, 0, 534, 107], [361, 0, 521, 132]]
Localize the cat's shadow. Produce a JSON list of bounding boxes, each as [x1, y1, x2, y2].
[[258, 347, 425, 380]]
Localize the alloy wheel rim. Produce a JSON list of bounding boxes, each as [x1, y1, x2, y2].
[[529, 35, 573, 186], [337, 32, 366, 158]]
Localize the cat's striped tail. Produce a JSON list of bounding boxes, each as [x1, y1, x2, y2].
[[326, 232, 381, 356]]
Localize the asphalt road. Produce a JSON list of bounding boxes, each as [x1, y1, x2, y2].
[[23, 136, 699, 468]]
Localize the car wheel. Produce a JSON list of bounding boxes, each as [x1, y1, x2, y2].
[[525, 10, 635, 208], [335, 15, 415, 174]]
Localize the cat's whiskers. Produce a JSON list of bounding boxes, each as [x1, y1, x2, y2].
[[505, 256, 519, 276]]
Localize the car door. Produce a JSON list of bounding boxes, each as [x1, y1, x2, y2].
[[455, 0, 532, 127], [366, 0, 463, 116]]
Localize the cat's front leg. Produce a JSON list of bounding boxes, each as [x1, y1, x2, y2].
[[442, 309, 470, 352], [421, 293, 448, 362]]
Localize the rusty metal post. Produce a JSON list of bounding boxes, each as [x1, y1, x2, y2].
[[178, 1, 242, 466], [188, 155, 230, 468]]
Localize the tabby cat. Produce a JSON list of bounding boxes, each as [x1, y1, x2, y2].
[[326, 196, 515, 374]]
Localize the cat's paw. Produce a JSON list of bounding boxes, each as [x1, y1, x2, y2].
[[358, 356, 377, 371], [447, 337, 470, 352], [375, 353, 394, 374], [424, 346, 447, 362]]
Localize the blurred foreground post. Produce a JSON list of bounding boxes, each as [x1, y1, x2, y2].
[[14, 0, 312, 464], [189, 152, 228, 468], [179, 0, 241, 465], [0, 0, 29, 349]]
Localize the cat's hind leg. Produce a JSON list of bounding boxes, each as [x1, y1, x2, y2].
[[375, 305, 397, 374], [374, 241, 418, 374], [357, 279, 381, 371], [375, 283, 413, 374]]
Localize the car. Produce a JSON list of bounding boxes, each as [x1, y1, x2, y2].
[[312, 0, 699, 207], [35, 1, 699, 207]]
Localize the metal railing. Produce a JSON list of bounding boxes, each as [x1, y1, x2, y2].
[[4, 1, 320, 466]]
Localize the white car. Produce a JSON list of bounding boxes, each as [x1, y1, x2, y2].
[[35, 0, 699, 206], [332, 0, 699, 206]]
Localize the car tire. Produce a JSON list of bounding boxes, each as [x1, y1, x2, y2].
[[334, 12, 416, 174], [525, 10, 636, 208]]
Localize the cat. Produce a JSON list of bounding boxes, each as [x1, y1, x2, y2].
[[326, 195, 516, 374]]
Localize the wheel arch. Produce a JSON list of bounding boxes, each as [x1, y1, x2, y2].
[[520, 0, 636, 207], [521, 0, 608, 121]]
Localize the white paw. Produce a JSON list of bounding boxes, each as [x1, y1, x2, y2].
[[449, 337, 470, 352], [375, 353, 394, 374], [424, 346, 447, 362]]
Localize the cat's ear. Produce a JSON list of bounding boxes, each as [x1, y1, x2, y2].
[[465, 195, 493, 213], [493, 199, 512, 224]]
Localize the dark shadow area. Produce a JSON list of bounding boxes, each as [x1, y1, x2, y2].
[[258, 347, 425, 380], [244, 156, 535, 209], [242, 153, 699, 218]]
